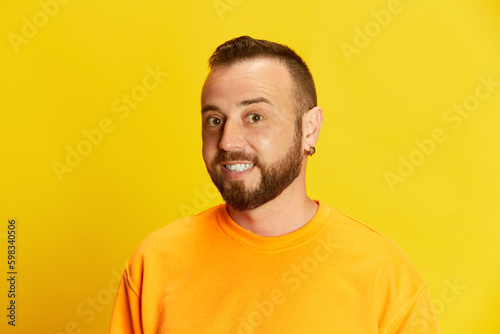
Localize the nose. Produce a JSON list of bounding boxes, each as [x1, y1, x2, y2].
[[219, 119, 246, 152]]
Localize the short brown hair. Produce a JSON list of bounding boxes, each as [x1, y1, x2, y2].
[[208, 36, 317, 118]]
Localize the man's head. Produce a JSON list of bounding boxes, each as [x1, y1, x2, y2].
[[201, 36, 322, 211], [208, 36, 317, 120]]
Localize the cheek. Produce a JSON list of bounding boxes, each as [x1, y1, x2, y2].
[[202, 135, 219, 164], [249, 135, 278, 165], [246, 130, 267, 152], [254, 129, 291, 156], [255, 137, 271, 152], [201, 144, 212, 165]]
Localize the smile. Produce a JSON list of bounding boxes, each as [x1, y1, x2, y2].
[[224, 164, 255, 172]]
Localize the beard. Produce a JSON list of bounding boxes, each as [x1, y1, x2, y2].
[[207, 126, 304, 211]]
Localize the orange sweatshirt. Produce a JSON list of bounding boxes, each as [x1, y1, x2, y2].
[[110, 201, 440, 333]]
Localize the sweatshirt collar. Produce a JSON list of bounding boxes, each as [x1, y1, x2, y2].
[[216, 200, 330, 252]]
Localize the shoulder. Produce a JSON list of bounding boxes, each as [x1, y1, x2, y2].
[[134, 204, 220, 256], [327, 206, 425, 285], [331, 208, 414, 256], [322, 205, 435, 331], [124, 205, 221, 279]]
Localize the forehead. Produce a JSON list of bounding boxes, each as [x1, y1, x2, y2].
[[201, 58, 295, 107]]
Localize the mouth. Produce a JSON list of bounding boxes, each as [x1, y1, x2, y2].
[[223, 163, 255, 172]]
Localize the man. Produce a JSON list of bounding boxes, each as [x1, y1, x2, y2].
[[110, 36, 441, 333]]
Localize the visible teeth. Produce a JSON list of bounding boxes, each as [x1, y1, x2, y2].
[[225, 163, 254, 171]]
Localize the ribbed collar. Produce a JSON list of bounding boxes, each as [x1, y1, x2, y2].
[[216, 200, 331, 253]]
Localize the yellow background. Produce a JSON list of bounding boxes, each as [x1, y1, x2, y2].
[[1, 0, 499, 333]]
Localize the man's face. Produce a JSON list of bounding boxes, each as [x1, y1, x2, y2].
[[201, 58, 306, 211]]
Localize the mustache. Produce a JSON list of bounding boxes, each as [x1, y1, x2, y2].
[[212, 151, 259, 165]]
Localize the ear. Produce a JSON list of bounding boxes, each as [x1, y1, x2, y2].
[[303, 106, 323, 153]]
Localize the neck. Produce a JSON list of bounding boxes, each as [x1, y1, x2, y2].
[[227, 178, 318, 237]]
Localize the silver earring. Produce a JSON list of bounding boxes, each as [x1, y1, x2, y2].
[[309, 146, 316, 156]]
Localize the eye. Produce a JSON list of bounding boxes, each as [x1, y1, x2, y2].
[[206, 117, 223, 127], [248, 114, 263, 123]]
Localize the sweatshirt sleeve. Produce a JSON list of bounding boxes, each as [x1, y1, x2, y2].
[[387, 284, 441, 334], [109, 265, 143, 334]]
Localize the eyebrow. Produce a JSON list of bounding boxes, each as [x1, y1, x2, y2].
[[239, 96, 274, 107], [201, 104, 220, 114], [201, 96, 274, 114]]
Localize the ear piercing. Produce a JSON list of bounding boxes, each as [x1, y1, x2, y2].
[[309, 146, 316, 156]]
